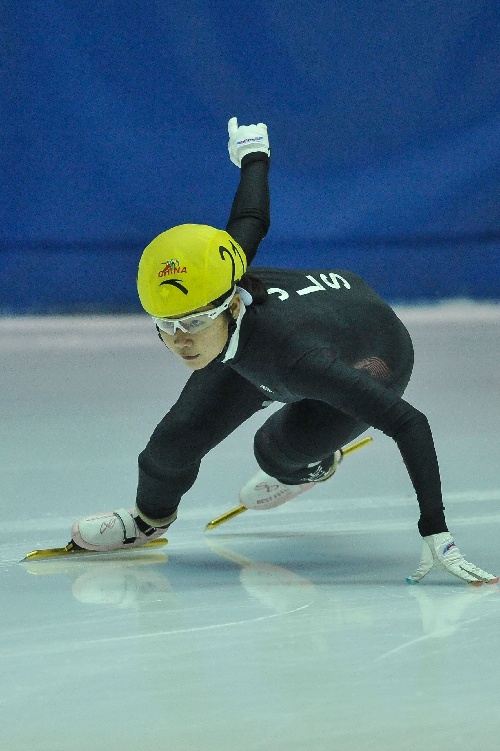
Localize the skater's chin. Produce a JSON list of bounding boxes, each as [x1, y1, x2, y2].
[[178, 353, 209, 369]]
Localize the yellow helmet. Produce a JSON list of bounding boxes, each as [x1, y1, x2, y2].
[[137, 224, 247, 317]]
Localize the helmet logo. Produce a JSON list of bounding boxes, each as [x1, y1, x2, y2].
[[159, 279, 188, 295], [219, 241, 245, 285], [158, 259, 187, 277]]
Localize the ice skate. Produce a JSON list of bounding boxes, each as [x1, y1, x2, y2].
[[71, 507, 171, 552], [22, 508, 172, 560], [22, 536, 168, 561], [238, 449, 343, 511], [22, 508, 171, 560], [205, 436, 373, 530]]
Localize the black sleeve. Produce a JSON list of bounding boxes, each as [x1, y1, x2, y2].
[[225, 152, 270, 265], [286, 350, 447, 537], [137, 360, 267, 521]]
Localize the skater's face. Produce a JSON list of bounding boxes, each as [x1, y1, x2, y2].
[[158, 294, 241, 370]]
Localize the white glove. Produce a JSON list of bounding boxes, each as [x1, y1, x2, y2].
[[407, 532, 499, 586], [228, 117, 270, 168]]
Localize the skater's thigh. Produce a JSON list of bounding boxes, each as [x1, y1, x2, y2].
[[257, 399, 369, 462], [152, 360, 269, 457], [258, 363, 413, 463]]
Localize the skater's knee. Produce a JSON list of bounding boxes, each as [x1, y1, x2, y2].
[[254, 426, 297, 479], [254, 424, 339, 485]]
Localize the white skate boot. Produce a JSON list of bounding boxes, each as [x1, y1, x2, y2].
[[71, 508, 171, 552], [204, 437, 372, 531], [239, 450, 343, 511]]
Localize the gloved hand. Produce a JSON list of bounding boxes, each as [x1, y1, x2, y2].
[[228, 117, 270, 168], [407, 532, 499, 586]]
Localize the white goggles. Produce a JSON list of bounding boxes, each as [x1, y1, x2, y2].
[[153, 289, 236, 335]]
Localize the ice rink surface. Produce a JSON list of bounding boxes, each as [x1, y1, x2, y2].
[[1, 303, 500, 751]]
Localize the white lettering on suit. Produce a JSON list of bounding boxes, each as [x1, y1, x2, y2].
[[267, 273, 351, 300]]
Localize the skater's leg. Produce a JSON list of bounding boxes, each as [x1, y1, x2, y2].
[[240, 366, 413, 511], [72, 362, 269, 550], [136, 360, 269, 524], [254, 363, 412, 485], [235, 401, 367, 511], [254, 399, 367, 485]]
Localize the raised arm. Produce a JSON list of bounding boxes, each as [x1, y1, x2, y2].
[[225, 117, 271, 265]]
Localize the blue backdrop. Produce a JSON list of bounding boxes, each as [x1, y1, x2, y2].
[[3, 0, 499, 312]]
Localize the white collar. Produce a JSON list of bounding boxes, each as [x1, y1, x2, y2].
[[222, 286, 252, 362], [235, 286, 253, 307]]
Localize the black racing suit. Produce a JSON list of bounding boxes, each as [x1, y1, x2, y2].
[[136, 152, 447, 538]]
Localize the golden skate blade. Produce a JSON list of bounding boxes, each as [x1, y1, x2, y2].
[[341, 435, 373, 456], [22, 537, 168, 561], [205, 436, 374, 531], [205, 504, 248, 531]]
